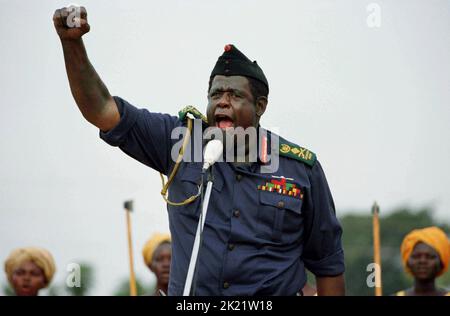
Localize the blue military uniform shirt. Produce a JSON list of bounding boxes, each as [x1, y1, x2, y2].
[[100, 96, 345, 296]]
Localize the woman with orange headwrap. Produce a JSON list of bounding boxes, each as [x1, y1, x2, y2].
[[395, 226, 450, 296], [142, 233, 171, 296], [4, 247, 56, 296]]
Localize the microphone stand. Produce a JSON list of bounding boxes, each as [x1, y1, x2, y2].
[[182, 165, 215, 296]]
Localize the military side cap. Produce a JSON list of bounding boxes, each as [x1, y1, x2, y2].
[[210, 44, 269, 91]]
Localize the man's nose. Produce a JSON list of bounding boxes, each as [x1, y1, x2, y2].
[[216, 93, 231, 108], [162, 259, 171, 268]]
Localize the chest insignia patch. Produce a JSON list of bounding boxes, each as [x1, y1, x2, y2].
[[257, 176, 303, 199]]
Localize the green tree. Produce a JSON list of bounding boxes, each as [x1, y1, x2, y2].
[[2, 284, 15, 296], [65, 262, 94, 296], [46, 262, 95, 296], [113, 277, 154, 296]]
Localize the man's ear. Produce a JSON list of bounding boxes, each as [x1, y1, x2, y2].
[[148, 263, 155, 273], [255, 96, 268, 118]]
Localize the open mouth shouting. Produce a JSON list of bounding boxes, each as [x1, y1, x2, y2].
[[214, 112, 235, 129]]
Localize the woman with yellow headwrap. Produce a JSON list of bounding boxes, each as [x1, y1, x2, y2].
[[142, 233, 171, 296], [4, 247, 56, 296], [395, 226, 450, 296]]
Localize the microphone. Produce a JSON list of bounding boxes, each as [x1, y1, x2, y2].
[[202, 139, 223, 172], [183, 139, 222, 296]]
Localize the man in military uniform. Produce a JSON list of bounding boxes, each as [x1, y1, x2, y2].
[[53, 5, 345, 295]]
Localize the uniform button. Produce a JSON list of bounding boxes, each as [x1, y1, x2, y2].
[[228, 243, 235, 251], [225, 60, 230, 64], [233, 210, 240, 218], [225, 69, 230, 73], [223, 282, 230, 289], [277, 201, 285, 209], [236, 174, 242, 181]]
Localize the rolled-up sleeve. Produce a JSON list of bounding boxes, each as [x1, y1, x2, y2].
[[301, 160, 345, 277], [100, 96, 181, 175]]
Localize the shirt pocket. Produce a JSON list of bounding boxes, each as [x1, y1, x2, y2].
[[257, 190, 303, 243], [167, 164, 202, 218], [172, 164, 223, 218]]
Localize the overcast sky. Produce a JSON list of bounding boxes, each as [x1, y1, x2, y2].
[[1, 0, 449, 295]]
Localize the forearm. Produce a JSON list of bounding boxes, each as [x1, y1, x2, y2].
[[316, 274, 345, 296], [60, 38, 117, 130]]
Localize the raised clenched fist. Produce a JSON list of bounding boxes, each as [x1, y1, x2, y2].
[[53, 6, 90, 41]]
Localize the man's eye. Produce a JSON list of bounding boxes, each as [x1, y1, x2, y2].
[[232, 91, 243, 98]]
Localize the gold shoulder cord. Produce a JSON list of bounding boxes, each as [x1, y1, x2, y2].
[[160, 118, 201, 206]]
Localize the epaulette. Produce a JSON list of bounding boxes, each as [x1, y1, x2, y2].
[[178, 105, 208, 124], [279, 138, 316, 167]]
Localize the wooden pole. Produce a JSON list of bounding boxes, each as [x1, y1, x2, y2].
[[372, 202, 382, 296], [124, 200, 137, 296]]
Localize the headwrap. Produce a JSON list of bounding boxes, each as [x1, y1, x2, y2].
[[210, 44, 269, 92], [142, 233, 171, 266], [4, 247, 56, 286], [400, 226, 450, 276]]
